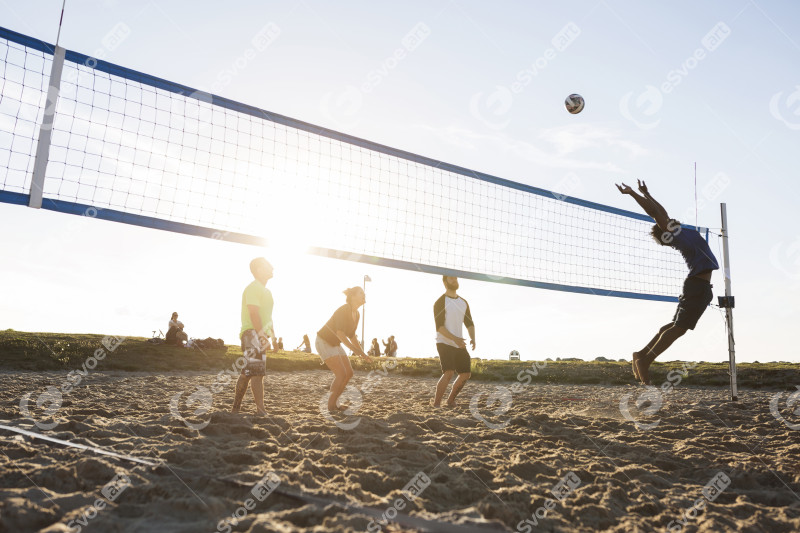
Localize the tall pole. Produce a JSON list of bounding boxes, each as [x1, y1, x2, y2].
[[720, 203, 737, 401], [361, 275, 370, 351], [362, 277, 365, 350]]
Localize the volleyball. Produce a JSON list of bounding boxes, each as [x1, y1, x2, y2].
[[565, 93, 585, 114]]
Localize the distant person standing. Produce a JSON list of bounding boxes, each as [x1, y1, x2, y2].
[[165, 312, 188, 346], [382, 336, 397, 357], [296, 334, 312, 353], [276, 337, 284, 351], [231, 258, 276, 416], [316, 287, 371, 414], [432, 276, 476, 408]]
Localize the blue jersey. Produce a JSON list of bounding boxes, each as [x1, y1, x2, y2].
[[671, 228, 719, 278]]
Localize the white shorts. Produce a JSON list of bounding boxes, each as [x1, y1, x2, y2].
[[315, 334, 346, 362]]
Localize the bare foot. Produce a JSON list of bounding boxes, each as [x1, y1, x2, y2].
[[430, 399, 441, 408], [256, 410, 268, 417], [631, 352, 642, 381], [633, 352, 651, 385], [230, 408, 240, 414], [446, 401, 456, 408]]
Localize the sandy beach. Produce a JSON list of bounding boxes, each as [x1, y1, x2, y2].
[[1, 369, 799, 532]]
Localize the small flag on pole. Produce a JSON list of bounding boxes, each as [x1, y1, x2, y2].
[[364, 275, 372, 282]]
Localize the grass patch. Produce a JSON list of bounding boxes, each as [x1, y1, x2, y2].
[[0, 330, 796, 389]]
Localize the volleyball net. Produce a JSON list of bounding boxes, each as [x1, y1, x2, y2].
[[0, 26, 703, 302]]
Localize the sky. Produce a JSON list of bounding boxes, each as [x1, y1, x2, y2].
[[0, 0, 798, 364]]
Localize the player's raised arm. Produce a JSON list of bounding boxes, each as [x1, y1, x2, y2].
[[615, 181, 670, 231], [636, 180, 671, 226]]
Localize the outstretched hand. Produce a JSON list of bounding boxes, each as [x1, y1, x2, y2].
[[615, 182, 634, 195], [637, 179, 649, 196]]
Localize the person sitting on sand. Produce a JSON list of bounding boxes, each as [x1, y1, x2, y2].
[[316, 287, 371, 413], [231, 257, 277, 416], [368, 338, 381, 357], [432, 276, 476, 408], [296, 334, 312, 353], [165, 312, 188, 347], [616, 180, 718, 385]]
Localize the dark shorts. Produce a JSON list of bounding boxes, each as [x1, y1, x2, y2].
[[436, 343, 471, 374], [672, 277, 713, 330]]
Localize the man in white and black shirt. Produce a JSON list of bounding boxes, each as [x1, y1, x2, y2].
[[432, 276, 476, 408]]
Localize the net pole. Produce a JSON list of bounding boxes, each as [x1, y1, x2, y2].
[[28, 44, 65, 208], [361, 275, 369, 353], [720, 202, 737, 401]]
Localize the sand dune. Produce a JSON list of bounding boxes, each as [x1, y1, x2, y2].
[[1, 370, 799, 532]]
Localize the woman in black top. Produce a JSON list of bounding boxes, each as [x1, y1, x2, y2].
[[315, 287, 370, 413]]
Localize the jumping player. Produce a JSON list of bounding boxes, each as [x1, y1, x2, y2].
[[432, 276, 476, 407], [616, 180, 719, 385]]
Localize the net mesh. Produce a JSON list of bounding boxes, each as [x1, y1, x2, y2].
[[0, 28, 690, 299], [0, 35, 51, 194]]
